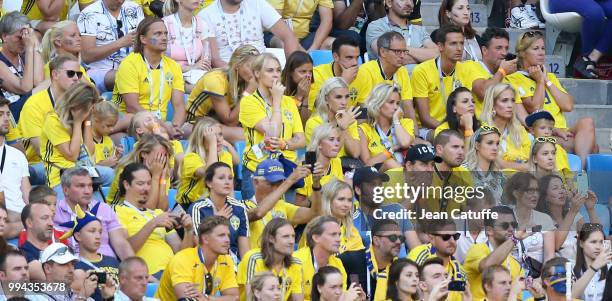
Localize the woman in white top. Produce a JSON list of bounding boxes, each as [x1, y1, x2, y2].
[[438, 0, 482, 61], [572, 223, 612, 301], [503, 172, 555, 264], [537, 174, 600, 263], [162, 0, 222, 92]]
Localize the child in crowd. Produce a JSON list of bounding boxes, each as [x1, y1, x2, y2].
[[92, 102, 123, 187], [526, 111, 572, 180]]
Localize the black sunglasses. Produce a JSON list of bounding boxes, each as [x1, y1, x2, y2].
[[204, 273, 213, 295], [495, 221, 519, 230], [523, 31, 544, 39], [432, 233, 461, 241], [117, 20, 125, 39], [65, 70, 83, 79], [376, 234, 406, 243]]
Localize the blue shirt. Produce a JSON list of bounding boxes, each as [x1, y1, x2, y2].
[[75, 254, 120, 301], [19, 240, 42, 263], [188, 197, 249, 258]]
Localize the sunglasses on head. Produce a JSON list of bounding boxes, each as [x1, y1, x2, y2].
[[376, 234, 406, 243], [204, 273, 213, 295], [581, 223, 603, 231], [480, 125, 500, 134], [495, 221, 518, 230], [431, 233, 461, 241], [523, 31, 543, 39], [47, 246, 69, 261], [117, 20, 125, 39], [535, 136, 557, 144], [65, 70, 83, 79]]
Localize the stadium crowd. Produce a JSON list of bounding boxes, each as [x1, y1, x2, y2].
[[0, 0, 611, 301]]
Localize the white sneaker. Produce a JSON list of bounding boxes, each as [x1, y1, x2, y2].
[[526, 4, 546, 28], [510, 6, 539, 29]]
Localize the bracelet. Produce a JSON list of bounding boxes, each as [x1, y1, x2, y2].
[[393, 119, 401, 126], [160, 179, 167, 185], [590, 265, 598, 272], [546, 80, 553, 87], [312, 185, 322, 191], [464, 129, 474, 137], [497, 67, 507, 76], [384, 151, 393, 159], [511, 235, 519, 246]]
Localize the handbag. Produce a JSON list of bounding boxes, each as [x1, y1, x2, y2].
[[520, 240, 543, 278]]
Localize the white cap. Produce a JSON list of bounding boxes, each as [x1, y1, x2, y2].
[[40, 243, 78, 264]]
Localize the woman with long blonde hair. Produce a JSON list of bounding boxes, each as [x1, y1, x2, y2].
[[463, 125, 504, 202], [40, 83, 100, 196], [40, 20, 90, 84], [178, 117, 238, 208], [480, 83, 531, 171], [185, 45, 259, 143], [320, 179, 363, 253]]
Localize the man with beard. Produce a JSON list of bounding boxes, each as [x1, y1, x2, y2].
[[0, 97, 30, 238], [19, 202, 53, 280], [0, 250, 30, 300], [365, 0, 438, 68], [156, 216, 239, 300], [237, 218, 304, 301], [482, 265, 513, 301]]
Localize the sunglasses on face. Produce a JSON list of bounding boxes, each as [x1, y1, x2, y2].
[[65, 70, 83, 79], [535, 136, 557, 144], [432, 233, 461, 241], [376, 234, 406, 243], [495, 221, 518, 230]]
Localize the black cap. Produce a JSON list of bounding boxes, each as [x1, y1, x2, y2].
[[405, 144, 443, 163], [353, 166, 390, 188], [525, 110, 555, 128]]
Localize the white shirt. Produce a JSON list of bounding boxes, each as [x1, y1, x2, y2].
[[77, 0, 145, 70], [556, 213, 583, 264], [515, 210, 556, 263], [114, 289, 159, 301], [455, 228, 487, 264], [0, 142, 29, 212], [198, 0, 281, 62], [581, 263, 612, 301]]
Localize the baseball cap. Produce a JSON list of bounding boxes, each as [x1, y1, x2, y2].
[[353, 166, 390, 188], [525, 110, 555, 128], [40, 243, 78, 264], [255, 158, 286, 183], [405, 144, 442, 163]]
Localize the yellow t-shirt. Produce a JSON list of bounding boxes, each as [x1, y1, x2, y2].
[[156, 247, 238, 300], [555, 143, 570, 174], [433, 121, 450, 137], [18, 88, 56, 164], [357, 60, 412, 104], [298, 222, 364, 253], [243, 198, 300, 248], [186, 69, 233, 122], [112, 52, 184, 121], [6, 119, 20, 142], [296, 157, 344, 198], [40, 113, 77, 187], [464, 243, 524, 301], [358, 118, 415, 158], [237, 248, 304, 301], [304, 114, 359, 158], [411, 59, 484, 125], [94, 136, 115, 164], [293, 247, 347, 301], [469, 62, 520, 118], [268, 0, 334, 39], [500, 128, 531, 165], [407, 243, 464, 301], [428, 165, 474, 213], [177, 150, 234, 206], [239, 92, 304, 172], [115, 204, 176, 275], [506, 72, 568, 129], [308, 62, 367, 110], [43, 63, 91, 83], [21, 0, 70, 21]]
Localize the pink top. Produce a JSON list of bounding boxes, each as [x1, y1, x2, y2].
[[163, 14, 212, 68]]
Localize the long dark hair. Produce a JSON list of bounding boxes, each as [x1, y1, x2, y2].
[[260, 218, 294, 269], [311, 266, 342, 301], [281, 51, 313, 97], [119, 163, 150, 197], [387, 258, 420, 301], [443, 87, 480, 132], [574, 223, 608, 281], [438, 0, 476, 39], [536, 174, 568, 217]]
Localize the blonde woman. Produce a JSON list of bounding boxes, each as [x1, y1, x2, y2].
[[239, 53, 306, 200], [463, 125, 504, 202], [506, 31, 596, 169], [305, 77, 360, 159], [480, 83, 531, 171], [320, 179, 364, 253], [358, 83, 414, 171], [296, 123, 345, 206], [248, 272, 282, 301], [186, 45, 260, 143], [40, 20, 91, 84], [178, 117, 238, 208], [40, 83, 100, 197], [107, 134, 173, 210], [529, 137, 558, 179]]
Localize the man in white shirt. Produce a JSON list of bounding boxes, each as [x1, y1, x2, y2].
[[0, 97, 30, 239], [78, 0, 145, 92], [198, 0, 300, 63]]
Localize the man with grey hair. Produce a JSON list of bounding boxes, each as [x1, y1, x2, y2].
[[114, 257, 158, 300], [53, 167, 134, 260]]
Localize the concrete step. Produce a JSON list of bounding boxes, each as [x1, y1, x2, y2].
[[421, 3, 489, 28], [566, 105, 612, 129], [595, 128, 612, 154], [559, 79, 612, 105]]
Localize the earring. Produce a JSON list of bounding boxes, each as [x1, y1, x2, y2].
[[492, 109, 496, 116]]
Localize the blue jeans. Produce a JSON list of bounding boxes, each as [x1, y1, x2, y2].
[[96, 165, 115, 187], [29, 163, 47, 186], [550, 0, 612, 54], [241, 168, 255, 200]]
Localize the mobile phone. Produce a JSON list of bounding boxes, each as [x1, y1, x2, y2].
[[448, 281, 466, 292], [505, 53, 517, 60], [94, 271, 107, 284], [532, 225, 542, 233], [603, 240, 611, 253], [356, 107, 368, 120], [305, 151, 317, 171], [576, 172, 589, 197], [349, 274, 360, 285]]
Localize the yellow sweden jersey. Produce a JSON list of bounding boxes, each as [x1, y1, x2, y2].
[[186, 69, 234, 122], [500, 128, 531, 166], [359, 118, 415, 158], [357, 60, 412, 104], [21, 0, 70, 21], [112, 52, 184, 121], [243, 199, 299, 248], [18, 89, 56, 164], [94, 136, 115, 163], [298, 223, 364, 253], [296, 157, 344, 198], [40, 112, 76, 187], [177, 150, 234, 206], [304, 114, 359, 158], [293, 247, 347, 301], [407, 243, 464, 301], [308, 62, 367, 110]]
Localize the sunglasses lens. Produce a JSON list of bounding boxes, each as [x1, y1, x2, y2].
[[67, 70, 75, 78]]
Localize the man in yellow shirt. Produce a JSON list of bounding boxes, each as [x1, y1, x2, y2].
[[358, 31, 417, 129], [156, 216, 240, 301], [17, 54, 81, 185], [245, 159, 321, 248], [417, 257, 471, 301], [411, 25, 484, 140], [464, 206, 529, 301], [294, 216, 347, 301], [237, 218, 304, 301], [267, 0, 335, 50]]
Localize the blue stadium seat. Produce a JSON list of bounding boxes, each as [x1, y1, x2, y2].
[[234, 191, 242, 200], [234, 141, 246, 180], [567, 153, 582, 172], [101, 92, 113, 101], [120, 136, 136, 156], [168, 189, 177, 210], [101, 187, 110, 199], [166, 101, 174, 122], [180, 139, 189, 150], [310, 50, 333, 66], [579, 204, 611, 236], [585, 154, 612, 203], [146, 283, 158, 298], [297, 147, 306, 162]]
